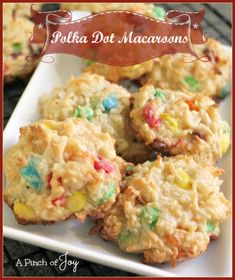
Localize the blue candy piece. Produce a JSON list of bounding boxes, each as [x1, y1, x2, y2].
[[20, 158, 42, 189], [102, 94, 119, 112]]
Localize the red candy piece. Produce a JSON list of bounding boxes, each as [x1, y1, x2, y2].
[[47, 173, 63, 189], [47, 172, 53, 189], [51, 195, 66, 206], [143, 103, 161, 128], [57, 177, 63, 184], [94, 157, 115, 173]]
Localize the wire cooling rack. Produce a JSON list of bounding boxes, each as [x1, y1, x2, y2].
[[3, 3, 232, 277]]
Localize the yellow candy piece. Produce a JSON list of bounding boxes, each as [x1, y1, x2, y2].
[[13, 202, 37, 220], [174, 168, 192, 190], [67, 191, 87, 213], [131, 64, 141, 70], [41, 122, 56, 130], [161, 114, 178, 131], [221, 133, 230, 154]]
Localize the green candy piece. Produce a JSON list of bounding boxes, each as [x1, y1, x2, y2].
[[118, 230, 139, 249], [126, 165, 135, 171], [97, 181, 115, 206], [206, 222, 215, 232], [12, 42, 23, 53], [141, 206, 160, 229], [154, 89, 165, 101], [220, 88, 229, 99], [74, 106, 94, 120], [153, 7, 166, 20], [184, 75, 201, 92], [86, 60, 95, 66], [118, 230, 131, 242]]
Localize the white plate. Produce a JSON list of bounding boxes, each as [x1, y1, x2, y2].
[[3, 12, 232, 277]]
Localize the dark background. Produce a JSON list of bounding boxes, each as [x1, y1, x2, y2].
[[3, 3, 232, 277]]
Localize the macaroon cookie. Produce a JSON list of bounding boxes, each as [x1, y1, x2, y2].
[[40, 72, 152, 163], [4, 118, 126, 224], [130, 85, 230, 164], [98, 155, 231, 265], [141, 38, 230, 99]]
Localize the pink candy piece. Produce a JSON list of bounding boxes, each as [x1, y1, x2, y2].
[[47, 173, 63, 189], [94, 157, 115, 173], [143, 103, 161, 128], [51, 195, 66, 206], [176, 138, 184, 146]]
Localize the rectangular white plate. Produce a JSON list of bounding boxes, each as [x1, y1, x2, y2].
[[3, 11, 232, 277]]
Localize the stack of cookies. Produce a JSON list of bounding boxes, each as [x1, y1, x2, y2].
[[4, 3, 231, 267]]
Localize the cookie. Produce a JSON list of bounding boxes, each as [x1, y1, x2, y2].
[[4, 118, 125, 224], [141, 38, 230, 99], [40, 73, 152, 163], [130, 85, 230, 164], [98, 156, 231, 265], [3, 16, 39, 82], [3, 3, 31, 25], [83, 61, 154, 83]]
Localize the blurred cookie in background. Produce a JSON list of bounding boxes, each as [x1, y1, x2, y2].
[[3, 3, 42, 83], [141, 38, 230, 100]]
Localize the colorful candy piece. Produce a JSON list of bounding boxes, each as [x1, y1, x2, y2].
[[13, 202, 36, 220], [221, 133, 230, 154], [118, 230, 139, 249], [143, 103, 161, 128], [125, 164, 135, 176], [74, 106, 94, 120], [12, 42, 23, 54], [67, 191, 87, 213], [174, 168, 192, 190], [141, 206, 160, 229], [161, 113, 178, 131], [154, 89, 165, 101], [102, 94, 119, 112], [47, 173, 63, 189], [153, 7, 166, 19], [51, 195, 66, 206], [86, 60, 95, 66], [20, 158, 42, 189], [94, 157, 115, 173], [184, 75, 201, 91], [126, 165, 135, 172], [186, 99, 199, 111], [98, 181, 115, 206], [206, 222, 220, 236], [220, 87, 229, 99], [206, 221, 215, 232], [47, 172, 53, 188]]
